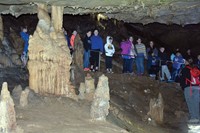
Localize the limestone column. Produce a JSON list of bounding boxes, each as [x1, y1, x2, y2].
[[28, 4, 76, 99]]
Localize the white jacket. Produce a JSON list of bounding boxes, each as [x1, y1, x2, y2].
[[104, 36, 115, 57]]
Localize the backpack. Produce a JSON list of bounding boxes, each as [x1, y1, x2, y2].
[[185, 66, 200, 95]]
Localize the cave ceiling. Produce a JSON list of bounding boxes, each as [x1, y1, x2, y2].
[[0, 0, 200, 25]]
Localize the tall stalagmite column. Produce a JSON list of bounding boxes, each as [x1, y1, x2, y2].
[[28, 4, 76, 99]]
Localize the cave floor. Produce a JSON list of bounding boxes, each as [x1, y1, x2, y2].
[[0, 67, 193, 133]]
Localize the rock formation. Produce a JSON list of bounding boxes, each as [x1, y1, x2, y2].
[[20, 88, 30, 107], [90, 74, 110, 120], [148, 93, 164, 124], [28, 4, 76, 99], [0, 1, 200, 25], [85, 73, 95, 94], [0, 82, 17, 132], [78, 82, 86, 100], [73, 34, 84, 69]]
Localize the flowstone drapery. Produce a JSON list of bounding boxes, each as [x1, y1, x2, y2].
[[28, 4, 76, 99]]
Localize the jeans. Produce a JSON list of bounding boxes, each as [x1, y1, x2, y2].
[[83, 50, 90, 68], [147, 56, 153, 72], [136, 56, 144, 74], [105, 56, 112, 69], [123, 58, 131, 73], [184, 86, 200, 119], [171, 68, 180, 81], [129, 58, 135, 73], [160, 65, 171, 80]]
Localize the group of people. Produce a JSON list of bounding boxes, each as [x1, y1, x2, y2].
[[64, 29, 115, 73]]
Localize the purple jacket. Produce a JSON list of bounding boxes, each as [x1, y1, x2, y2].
[[120, 40, 131, 55]]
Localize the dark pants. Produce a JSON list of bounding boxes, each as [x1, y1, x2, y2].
[[105, 56, 112, 69], [129, 58, 135, 73], [90, 49, 100, 69], [123, 58, 131, 73]]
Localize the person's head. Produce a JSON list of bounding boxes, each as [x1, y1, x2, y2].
[[129, 36, 133, 42], [176, 52, 181, 57], [187, 49, 191, 54], [72, 30, 77, 36], [149, 41, 154, 47], [94, 30, 99, 36], [22, 27, 27, 33], [86, 30, 92, 37], [109, 36, 113, 43], [63, 28, 67, 35], [160, 47, 165, 53], [197, 55, 200, 60], [137, 38, 141, 44]]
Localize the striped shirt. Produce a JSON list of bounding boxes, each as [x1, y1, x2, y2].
[[135, 43, 147, 58]]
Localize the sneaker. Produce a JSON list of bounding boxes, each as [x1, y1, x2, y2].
[[167, 79, 174, 83], [188, 119, 199, 123], [84, 68, 89, 71]]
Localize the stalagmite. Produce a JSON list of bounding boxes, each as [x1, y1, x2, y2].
[[73, 34, 84, 69], [78, 82, 86, 100], [0, 82, 17, 133], [28, 4, 76, 99], [20, 88, 30, 107], [148, 93, 164, 124], [90, 74, 110, 120]]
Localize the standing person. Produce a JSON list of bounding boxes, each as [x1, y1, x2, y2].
[[197, 55, 200, 69], [135, 38, 147, 76], [120, 38, 131, 73], [180, 60, 200, 123], [63, 28, 71, 48], [104, 36, 115, 73], [184, 49, 194, 64], [158, 47, 172, 82], [83, 30, 92, 71], [70, 30, 77, 55], [171, 52, 185, 81], [90, 29, 103, 72], [146, 41, 158, 74], [20, 27, 29, 68], [129, 36, 137, 74]]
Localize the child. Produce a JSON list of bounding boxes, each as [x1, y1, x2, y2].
[[171, 52, 185, 81], [104, 36, 115, 73], [158, 47, 172, 82], [20, 27, 29, 68], [149, 55, 159, 79]]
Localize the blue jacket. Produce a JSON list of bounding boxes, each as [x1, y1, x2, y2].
[[20, 31, 29, 53], [90, 35, 103, 52], [173, 55, 185, 69], [64, 34, 70, 48]]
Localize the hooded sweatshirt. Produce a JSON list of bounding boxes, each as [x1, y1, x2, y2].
[[104, 36, 115, 57], [173, 55, 185, 69]]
